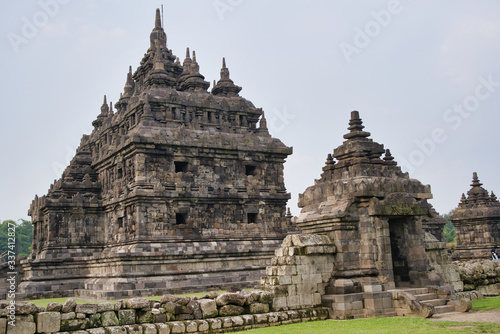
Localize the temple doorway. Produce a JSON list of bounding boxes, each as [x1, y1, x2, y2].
[[389, 218, 411, 287]]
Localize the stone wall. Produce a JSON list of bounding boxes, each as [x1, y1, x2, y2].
[[454, 260, 500, 296], [0, 292, 330, 334], [424, 233, 463, 292], [260, 234, 336, 311]]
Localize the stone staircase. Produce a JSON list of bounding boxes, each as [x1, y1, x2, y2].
[[390, 287, 468, 317]]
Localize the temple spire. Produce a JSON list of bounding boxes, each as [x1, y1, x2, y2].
[[100, 95, 109, 114], [343, 111, 371, 140], [155, 8, 162, 28], [471, 172, 482, 187], [149, 8, 167, 50], [212, 57, 242, 97]]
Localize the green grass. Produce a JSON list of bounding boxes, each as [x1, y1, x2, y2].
[[471, 296, 500, 311], [244, 318, 500, 334]]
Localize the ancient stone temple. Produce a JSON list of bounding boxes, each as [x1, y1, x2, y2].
[[451, 173, 500, 260], [20, 9, 293, 300], [261, 111, 465, 319]]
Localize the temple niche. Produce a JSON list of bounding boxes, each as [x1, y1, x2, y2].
[[451, 173, 500, 260], [21, 9, 294, 300]]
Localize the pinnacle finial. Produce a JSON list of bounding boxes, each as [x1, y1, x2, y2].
[[103, 95, 107, 105], [471, 172, 482, 187], [186, 47, 191, 59], [383, 149, 394, 161], [343, 110, 371, 140], [192, 50, 197, 62], [222, 57, 227, 68], [155, 8, 162, 28]]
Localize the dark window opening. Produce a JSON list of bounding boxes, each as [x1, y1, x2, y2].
[[175, 161, 188, 173], [245, 165, 257, 176], [248, 213, 258, 224], [118, 217, 123, 228], [117, 168, 123, 179], [176, 213, 186, 225], [130, 114, 136, 125]]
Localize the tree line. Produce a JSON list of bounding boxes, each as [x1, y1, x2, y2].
[[0, 219, 33, 260]]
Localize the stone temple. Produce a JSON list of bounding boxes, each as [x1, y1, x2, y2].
[[451, 172, 500, 260], [261, 111, 464, 318], [20, 9, 294, 299]]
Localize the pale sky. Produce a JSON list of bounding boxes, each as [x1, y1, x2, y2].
[[1, 0, 500, 221]]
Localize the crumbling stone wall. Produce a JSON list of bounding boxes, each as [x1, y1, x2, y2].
[[0, 292, 329, 334], [260, 234, 336, 311], [454, 260, 500, 296], [424, 233, 463, 292]]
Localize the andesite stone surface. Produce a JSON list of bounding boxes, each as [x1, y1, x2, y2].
[[451, 172, 500, 260], [17, 8, 294, 300]]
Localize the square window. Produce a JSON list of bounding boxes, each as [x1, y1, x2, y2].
[[245, 165, 257, 176], [248, 213, 258, 224], [176, 213, 186, 225], [175, 161, 188, 173]]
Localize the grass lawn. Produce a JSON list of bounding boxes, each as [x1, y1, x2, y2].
[[471, 296, 500, 311], [244, 318, 500, 334]]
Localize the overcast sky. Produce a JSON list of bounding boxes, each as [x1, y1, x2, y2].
[[1, 0, 500, 221]]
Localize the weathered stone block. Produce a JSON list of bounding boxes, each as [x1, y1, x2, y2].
[[206, 318, 221, 330], [185, 321, 197, 333], [14, 303, 38, 315], [37, 312, 61, 333], [98, 303, 115, 313], [215, 293, 246, 306], [62, 298, 77, 313], [169, 321, 186, 333], [142, 324, 157, 334], [118, 309, 136, 325], [123, 325, 142, 334], [253, 313, 268, 324], [88, 328, 106, 334], [222, 317, 232, 328], [126, 298, 150, 309], [60, 318, 90, 332], [101, 311, 119, 327], [164, 302, 182, 315], [6, 316, 36, 334], [104, 326, 127, 334], [61, 312, 76, 320], [75, 303, 98, 314], [218, 305, 244, 316], [156, 323, 171, 334], [249, 302, 269, 314], [197, 299, 217, 318], [137, 310, 154, 323], [46, 302, 62, 312]]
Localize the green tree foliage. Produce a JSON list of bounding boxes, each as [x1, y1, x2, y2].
[[0, 219, 33, 260], [441, 212, 456, 244]]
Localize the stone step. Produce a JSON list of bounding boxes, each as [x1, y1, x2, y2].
[[421, 299, 446, 307], [433, 305, 456, 314], [415, 293, 438, 301]]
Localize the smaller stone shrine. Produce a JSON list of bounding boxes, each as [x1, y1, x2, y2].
[[451, 172, 500, 260], [261, 111, 467, 319]]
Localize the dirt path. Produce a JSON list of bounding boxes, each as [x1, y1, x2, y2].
[[430, 310, 500, 323]]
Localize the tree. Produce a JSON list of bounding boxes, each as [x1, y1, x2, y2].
[[441, 211, 456, 244], [0, 219, 33, 261]]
